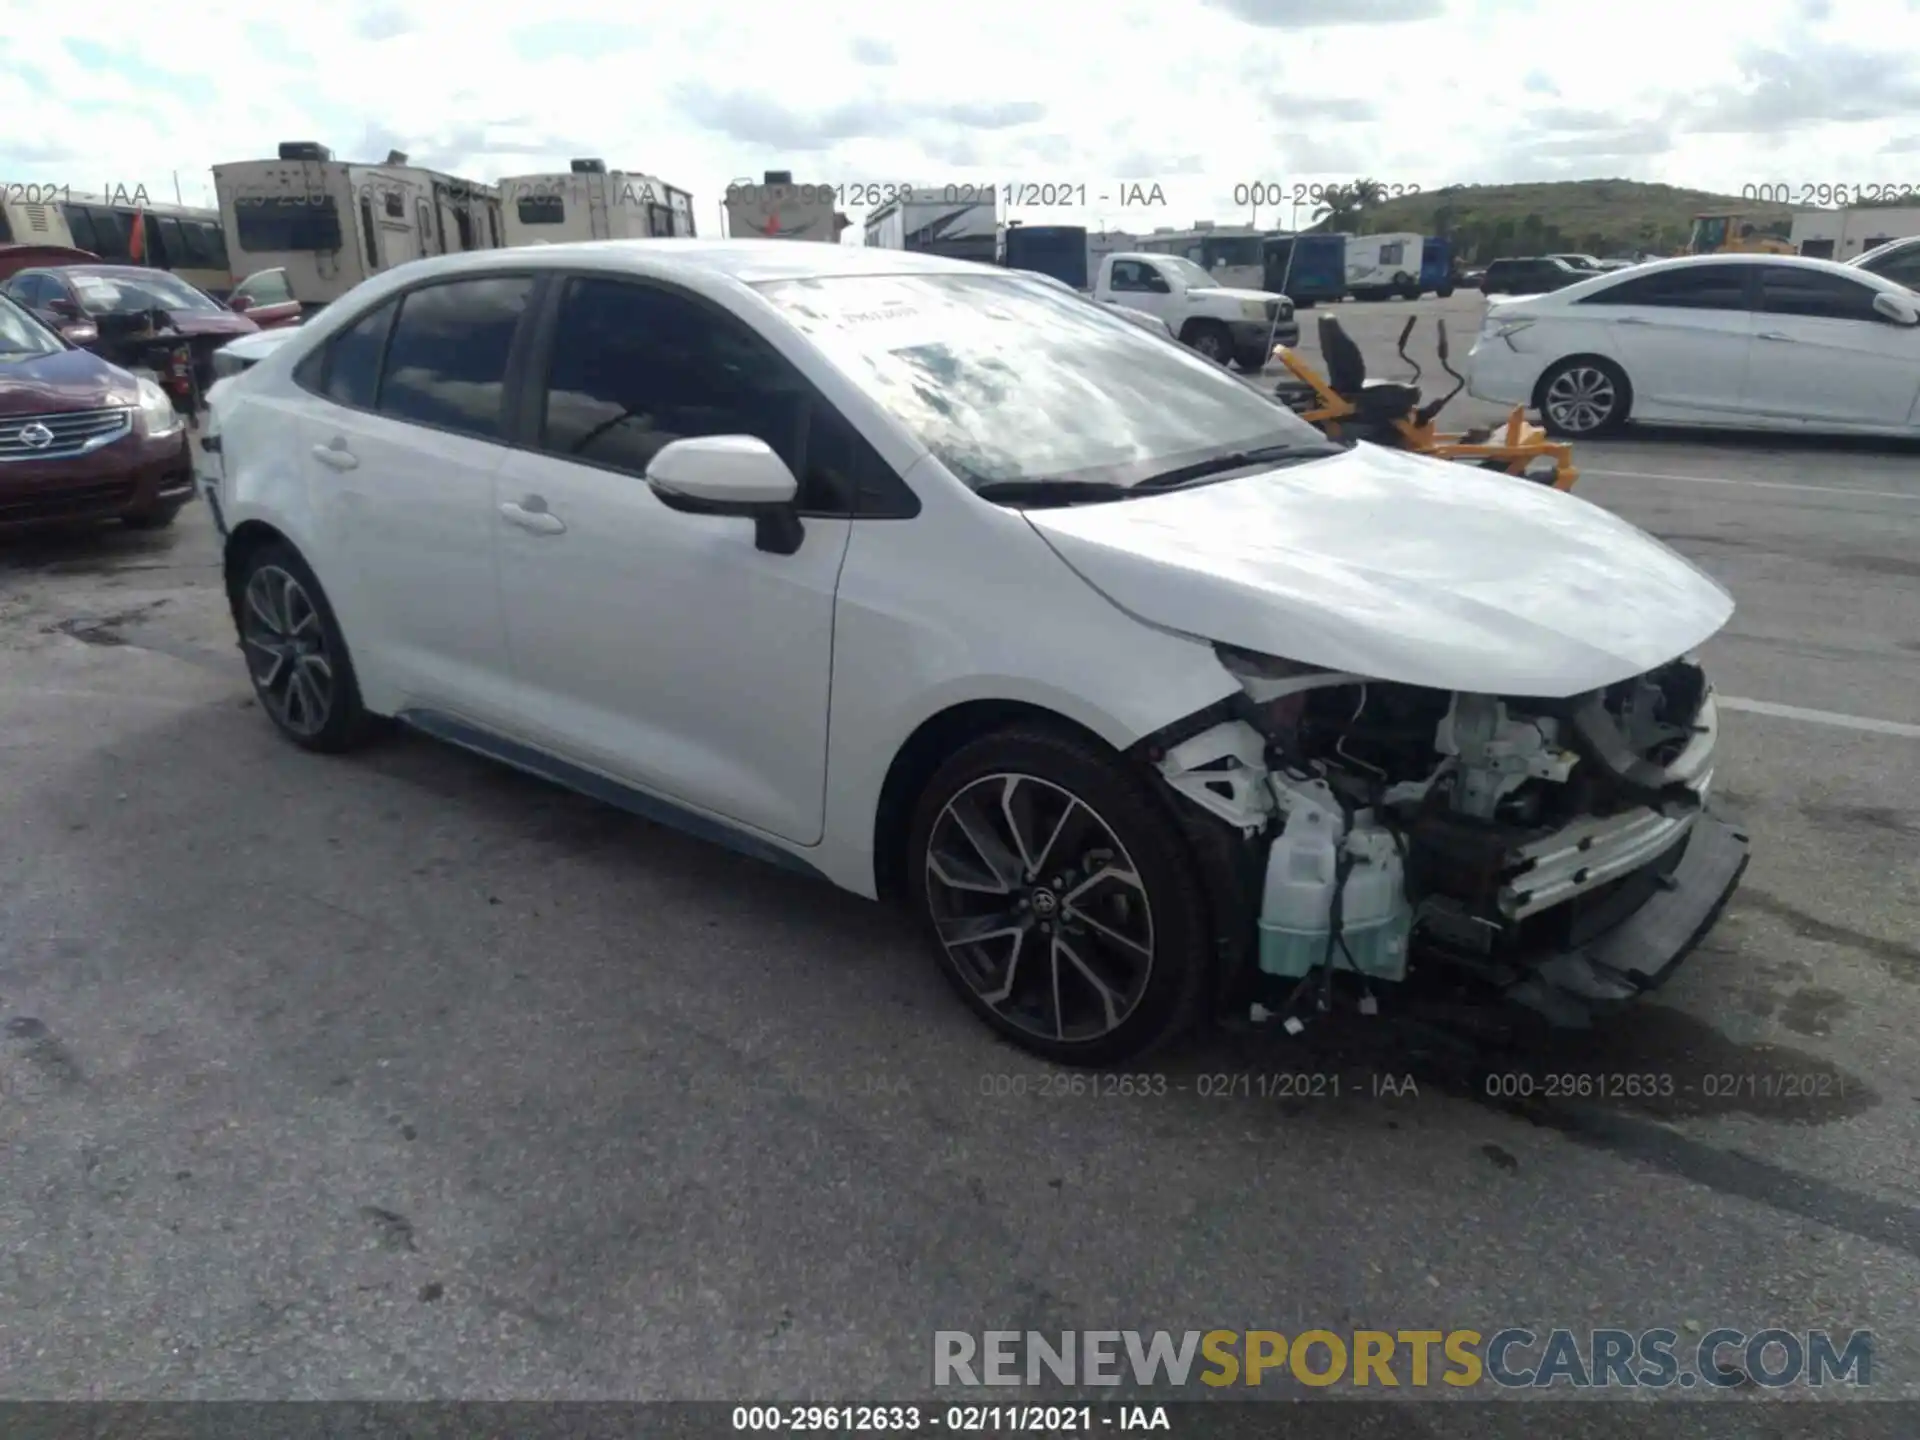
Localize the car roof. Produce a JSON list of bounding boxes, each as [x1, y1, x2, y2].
[[1504, 249, 1915, 303], [360, 239, 990, 289]]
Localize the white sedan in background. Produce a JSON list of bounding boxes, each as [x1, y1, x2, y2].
[[1464, 253, 1920, 438], [1850, 235, 1920, 291]]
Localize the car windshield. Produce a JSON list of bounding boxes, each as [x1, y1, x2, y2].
[[1159, 256, 1218, 288], [0, 295, 66, 358], [755, 272, 1333, 495], [69, 271, 221, 316]]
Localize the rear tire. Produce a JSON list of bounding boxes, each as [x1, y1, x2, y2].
[[907, 725, 1212, 1067], [230, 540, 385, 753], [1534, 357, 1631, 437]]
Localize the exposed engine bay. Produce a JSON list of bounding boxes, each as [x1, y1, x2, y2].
[[1154, 645, 1745, 1029]]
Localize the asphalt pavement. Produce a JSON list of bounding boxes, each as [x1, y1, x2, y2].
[[2, 300, 1917, 1417]]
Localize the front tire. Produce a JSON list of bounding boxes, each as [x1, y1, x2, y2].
[[231, 541, 384, 753], [1182, 321, 1232, 364], [907, 725, 1212, 1067], [1535, 357, 1631, 437]]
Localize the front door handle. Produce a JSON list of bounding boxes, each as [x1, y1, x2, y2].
[[1757, 330, 1794, 342], [311, 439, 358, 470], [500, 498, 566, 534]]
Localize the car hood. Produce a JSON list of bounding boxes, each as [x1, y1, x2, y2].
[[161, 311, 260, 339], [0, 345, 135, 414], [1023, 444, 1735, 698], [1191, 286, 1280, 305]]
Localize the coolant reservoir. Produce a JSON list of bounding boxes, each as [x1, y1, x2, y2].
[[1258, 801, 1412, 983]]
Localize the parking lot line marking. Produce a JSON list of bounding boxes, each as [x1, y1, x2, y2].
[[1585, 469, 1919, 502], [1718, 695, 1920, 739]]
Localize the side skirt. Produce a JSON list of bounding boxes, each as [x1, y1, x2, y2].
[[395, 708, 831, 884]]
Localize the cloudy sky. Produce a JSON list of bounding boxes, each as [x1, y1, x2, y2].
[[3, 0, 1918, 238]]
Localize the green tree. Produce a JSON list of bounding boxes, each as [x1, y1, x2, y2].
[[1313, 177, 1390, 232]]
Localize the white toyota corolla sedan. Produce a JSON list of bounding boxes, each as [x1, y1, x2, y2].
[[1466, 252, 1920, 438], [202, 240, 1749, 1065]]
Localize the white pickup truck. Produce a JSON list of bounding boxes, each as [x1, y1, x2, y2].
[[1092, 251, 1299, 371]]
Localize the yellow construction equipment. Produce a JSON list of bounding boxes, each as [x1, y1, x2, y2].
[[1684, 213, 1794, 256], [1271, 314, 1579, 491]]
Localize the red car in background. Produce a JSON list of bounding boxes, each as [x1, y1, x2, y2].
[[223, 267, 304, 329], [0, 291, 194, 532], [1, 264, 259, 396]]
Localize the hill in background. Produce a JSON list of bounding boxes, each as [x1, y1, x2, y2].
[[1314, 179, 1797, 261]]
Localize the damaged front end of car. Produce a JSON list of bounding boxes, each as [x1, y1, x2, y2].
[[1142, 646, 1751, 1033]]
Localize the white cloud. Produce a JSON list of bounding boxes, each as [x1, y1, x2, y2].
[[1, 0, 1917, 237]]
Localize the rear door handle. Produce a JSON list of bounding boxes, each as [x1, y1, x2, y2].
[[311, 440, 358, 470], [1757, 330, 1794, 342], [500, 499, 566, 535]]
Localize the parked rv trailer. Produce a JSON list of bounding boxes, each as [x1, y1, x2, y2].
[[499, 159, 696, 246], [863, 188, 998, 264], [723, 172, 840, 242], [213, 143, 502, 309]]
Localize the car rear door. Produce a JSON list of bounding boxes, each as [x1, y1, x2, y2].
[[1569, 264, 1757, 419], [1746, 266, 1920, 427], [489, 272, 853, 846], [289, 274, 531, 726]]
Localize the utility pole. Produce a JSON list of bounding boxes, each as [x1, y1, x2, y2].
[[173, 171, 183, 205]]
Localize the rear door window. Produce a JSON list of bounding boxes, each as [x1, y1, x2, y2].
[[1578, 265, 1752, 310], [299, 298, 398, 411], [1757, 268, 1884, 323], [375, 275, 535, 440]]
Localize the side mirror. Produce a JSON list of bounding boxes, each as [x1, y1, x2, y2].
[[61, 322, 99, 345], [228, 293, 254, 313], [646, 435, 804, 555], [1872, 290, 1920, 326]]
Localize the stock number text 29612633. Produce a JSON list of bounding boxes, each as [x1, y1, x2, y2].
[[1233, 182, 1421, 207], [1743, 182, 1917, 206]]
